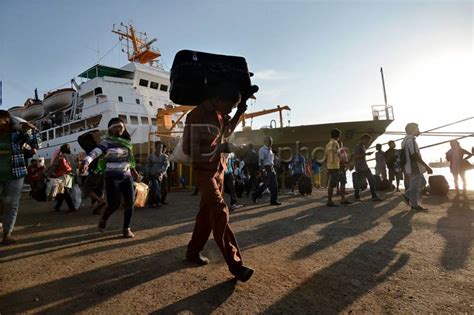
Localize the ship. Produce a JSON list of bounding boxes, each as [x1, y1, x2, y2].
[[8, 23, 176, 162]]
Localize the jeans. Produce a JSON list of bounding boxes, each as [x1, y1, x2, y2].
[[224, 173, 238, 205], [148, 177, 161, 205], [254, 168, 278, 204], [1, 177, 25, 236], [102, 176, 135, 230], [405, 174, 426, 207], [353, 170, 378, 199], [55, 189, 75, 211]]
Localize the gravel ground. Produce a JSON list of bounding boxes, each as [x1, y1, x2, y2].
[[0, 189, 472, 314]]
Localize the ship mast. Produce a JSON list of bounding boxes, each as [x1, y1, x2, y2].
[[112, 23, 161, 64]]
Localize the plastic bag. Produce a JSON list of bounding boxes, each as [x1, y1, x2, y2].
[[170, 137, 191, 165], [71, 184, 82, 209]]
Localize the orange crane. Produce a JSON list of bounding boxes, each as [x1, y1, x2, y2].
[[241, 105, 291, 128], [156, 104, 291, 135]]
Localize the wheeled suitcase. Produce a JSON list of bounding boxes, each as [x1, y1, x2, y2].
[[298, 175, 312, 195], [170, 50, 252, 105], [428, 175, 449, 196]]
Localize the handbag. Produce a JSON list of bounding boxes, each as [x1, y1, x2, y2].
[[54, 155, 72, 177]]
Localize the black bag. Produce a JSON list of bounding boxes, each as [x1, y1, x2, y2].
[[298, 175, 312, 195], [375, 176, 392, 191], [78, 130, 101, 153], [428, 175, 449, 196], [170, 50, 252, 105], [31, 184, 47, 202]]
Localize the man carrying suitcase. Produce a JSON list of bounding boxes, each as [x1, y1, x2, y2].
[[183, 82, 257, 282]]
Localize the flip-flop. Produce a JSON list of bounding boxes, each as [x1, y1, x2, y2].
[[326, 203, 339, 207], [341, 201, 353, 205]]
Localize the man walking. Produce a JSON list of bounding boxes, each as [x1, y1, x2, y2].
[[252, 136, 281, 206], [183, 83, 257, 282], [353, 134, 382, 202], [146, 141, 169, 207], [401, 123, 433, 210]]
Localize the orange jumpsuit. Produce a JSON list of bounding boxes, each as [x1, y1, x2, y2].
[[183, 105, 243, 273]]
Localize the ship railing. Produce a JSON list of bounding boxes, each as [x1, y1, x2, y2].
[[371, 105, 394, 121]]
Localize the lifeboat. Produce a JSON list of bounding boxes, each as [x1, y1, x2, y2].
[[8, 106, 24, 118], [43, 88, 75, 113], [22, 102, 45, 121]]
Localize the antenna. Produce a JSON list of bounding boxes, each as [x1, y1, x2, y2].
[[380, 67, 388, 105]]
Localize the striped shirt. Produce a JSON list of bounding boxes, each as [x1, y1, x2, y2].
[[85, 138, 132, 179]]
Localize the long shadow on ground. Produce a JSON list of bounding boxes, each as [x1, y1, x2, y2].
[[152, 279, 236, 314], [436, 193, 473, 271], [264, 211, 414, 314], [292, 196, 401, 260], [0, 246, 191, 313]]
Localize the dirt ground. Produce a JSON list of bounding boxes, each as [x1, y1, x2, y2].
[[0, 188, 472, 314]]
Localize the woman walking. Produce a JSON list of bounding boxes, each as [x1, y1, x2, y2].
[[80, 118, 137, 238]]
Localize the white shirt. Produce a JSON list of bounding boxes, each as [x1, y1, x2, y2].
[[258, 145, 274, 167], [401, 135, 426, 175]]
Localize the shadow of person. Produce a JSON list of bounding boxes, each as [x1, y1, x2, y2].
[[152, 279, 236, 314], [436, 192, 473, 271], [264, 211, 414, 314], [0, 246, 189, 313], [291, 197, 401, 260]]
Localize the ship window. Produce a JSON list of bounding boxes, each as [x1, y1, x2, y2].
[[151, 118, 157, 125], [94, 87, 103, 95], [48, 130, 54, 139], [96, 97, 99, 104], [139, 79, 149, 87], [135, 99, 140, 104], [149, 101, 153, 106], [119, 115, 128, 124], [130, 116, 139, 125], [159, 84, 168, 92], [141, 117, 149, 125], [150, 82, 159, 89], [118, 96, 123, 102]]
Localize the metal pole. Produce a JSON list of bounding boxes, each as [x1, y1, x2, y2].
[[381, 67, 388, 106]]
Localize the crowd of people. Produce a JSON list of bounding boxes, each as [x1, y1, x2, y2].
[[0, 88, 472, 284]]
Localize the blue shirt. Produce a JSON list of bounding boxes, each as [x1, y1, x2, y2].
[[258, 145, 274, 167]]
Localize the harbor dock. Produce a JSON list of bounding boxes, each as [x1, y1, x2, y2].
[[1, 189, 472, 313]]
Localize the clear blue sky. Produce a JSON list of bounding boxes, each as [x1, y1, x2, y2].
[[1, 0, 472, 160]]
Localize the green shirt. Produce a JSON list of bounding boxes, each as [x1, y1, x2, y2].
[[0, 134, 14, 181]]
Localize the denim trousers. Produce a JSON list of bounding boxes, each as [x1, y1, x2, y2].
[[1, 177, 25, 236], [406, 174, 426, 207]]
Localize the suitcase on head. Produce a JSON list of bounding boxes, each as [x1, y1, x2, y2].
[[170, 50, 252, 105], [428, 175, 449, 196], [298, 175, 312, 195]]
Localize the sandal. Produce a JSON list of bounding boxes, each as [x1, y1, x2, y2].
[[326, 203, 339, 207]]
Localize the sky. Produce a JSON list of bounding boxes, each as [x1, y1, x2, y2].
[[0, 0, 472, 162]]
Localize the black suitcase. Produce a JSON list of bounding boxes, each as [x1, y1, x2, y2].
[[170, 50, 252, 105], [298, 175, 312, 195], [428, 175, 449, 196], [78, 130, 101, 153]]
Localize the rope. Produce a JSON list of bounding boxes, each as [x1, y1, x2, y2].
[[368, 116, 474, 149]]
